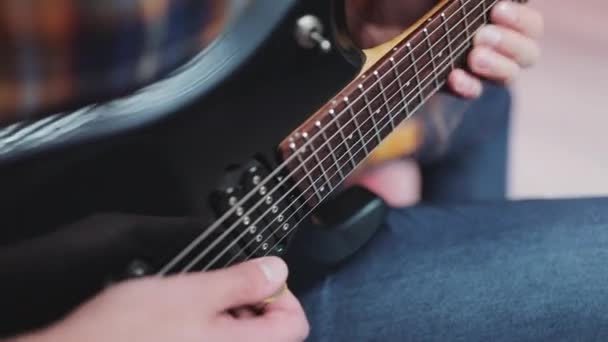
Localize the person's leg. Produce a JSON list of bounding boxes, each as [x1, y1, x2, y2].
[[298, 198, 608, 341]]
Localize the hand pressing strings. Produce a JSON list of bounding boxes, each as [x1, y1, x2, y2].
[[344, 0, 543, 206]]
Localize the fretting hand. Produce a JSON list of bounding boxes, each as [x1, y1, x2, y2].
[[347, 0, 544, 98], [345, 0, 543, 207]]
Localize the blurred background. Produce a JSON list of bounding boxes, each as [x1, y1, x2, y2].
[[509, 0, 608, 198]]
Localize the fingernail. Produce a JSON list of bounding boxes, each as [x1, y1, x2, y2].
[[468, 79, 482, 97], [495, 2, 518, 23], [476, 26, 501, 47], [454, 72, 482, 97], [474, 50, 493, 71], [257, 257, 288, 283]]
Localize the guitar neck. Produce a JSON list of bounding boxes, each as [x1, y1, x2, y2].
[[280, 0, 520, 207], [159, 0, 528, 275]]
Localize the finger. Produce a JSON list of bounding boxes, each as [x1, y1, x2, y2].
[[468, 46, 520, 83], [447, 68, 483, 99], [346, 158, 422, 207], [491, 1, 544, 39], [237, 290, 310, 342], [475, 25, 540, 68], [184, 256, 288, 311]]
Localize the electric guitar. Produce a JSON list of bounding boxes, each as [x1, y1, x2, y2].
[[0, 0, 526, 336]]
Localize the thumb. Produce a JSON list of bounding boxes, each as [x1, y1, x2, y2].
[[203, 256, 289, 310]]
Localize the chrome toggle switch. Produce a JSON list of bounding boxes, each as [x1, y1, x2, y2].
[[295, 15, 332, 53]]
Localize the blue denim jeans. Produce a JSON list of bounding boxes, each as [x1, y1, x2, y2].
[[295, 85, 608, 341], [299, 198, 608, 341]]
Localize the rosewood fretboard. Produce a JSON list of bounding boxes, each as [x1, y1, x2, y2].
[[279, 0, 527, 211]]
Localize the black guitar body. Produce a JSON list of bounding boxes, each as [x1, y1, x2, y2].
[[0, 0, 387, 336]]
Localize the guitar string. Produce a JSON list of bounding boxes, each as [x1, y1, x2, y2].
[[220, 39, 475, 270], [159, 0, 493, 275], [186, 5, 492, 273]]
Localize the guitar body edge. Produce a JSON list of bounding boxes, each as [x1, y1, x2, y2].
[[0, 0, 374, 336]]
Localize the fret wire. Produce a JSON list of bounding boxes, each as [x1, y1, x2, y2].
[[424, 28, 441, 88], [441, 13, 456, 70], [345, 97, 369, 155], [374, 70, 397, 130], [330, 108, 357, 169], [390, 57, 411, 120], [459, 0, 472, 36], [303, 133, 333, 192], [407, 43, 426, 103], [164, 0, 499, 275], [481, 0, 489, 23], [359, 84, 383, 144], [292, 143, 323, 201], [316, 120, 345, 180]]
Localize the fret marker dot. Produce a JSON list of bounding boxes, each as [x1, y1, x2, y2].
[[289, 142, 296, 150], [315, 121, 322, 128], [344, 96, 349, 102], [302, 132, 309, 139], [228, 196, 237, 206], [252, 175, 261, 185]]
